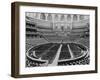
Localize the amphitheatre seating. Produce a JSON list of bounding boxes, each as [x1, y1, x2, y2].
[[26, 43, 33, 52], [26, 28, 37, 32], [76, 38, 89, 48], [25, 15, 90, 67], [26, 42, 89, 67], [58, 55, 89, 66], [44, 34, 64, 42], [26, 21, 36, 27], [26, 57, 47, 67], [26, 55, 89, 67]]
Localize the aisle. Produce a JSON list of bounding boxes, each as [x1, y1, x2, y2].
[[67, 44, 74, 58], [48, 44, 62, 66]]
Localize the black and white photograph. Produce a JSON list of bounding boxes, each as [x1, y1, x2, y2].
[[25, 12, 90, 67], [11, 2, 97, 78]]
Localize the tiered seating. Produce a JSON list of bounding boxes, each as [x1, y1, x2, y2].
[[26, 15, 90, 67], [26, 21, 36, 27], [44, 34, 64, 42], [72, 19, 89, 28], [76, 38, 89, 48], [26, 57, 47, 67], [26, 43, 33, 52], [26, 19, 44, 38], [26, 42, 89, 67], [58, 55, 90, 66], [26, 28, 37, 32], [26, 16, 52, 29], [26, 55, 89, 67]]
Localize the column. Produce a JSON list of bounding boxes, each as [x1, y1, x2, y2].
[[64, 15, 68, 30], [57, 14, 61, 30], [51, 14, 55, 22], [45, 13, 48, 21], [51, 14, 55, 30], [71, 14, 73, 22]]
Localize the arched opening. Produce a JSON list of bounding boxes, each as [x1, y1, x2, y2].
[[55, 14, 59, 21], [80, 15, 84, 20], [60, 15, 65, 21], [73, 15, 77, 21], [54, 24, 58, 31], [61, 26, 64, 31], [67, 15, 71, 22], [40, 13, 46, 20], [47, 14, 52, 21]]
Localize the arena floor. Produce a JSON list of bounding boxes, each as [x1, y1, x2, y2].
[[26, 37, 89, 67]]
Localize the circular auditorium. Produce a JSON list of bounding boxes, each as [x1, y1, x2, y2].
[[26, 12, 90, 67]]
